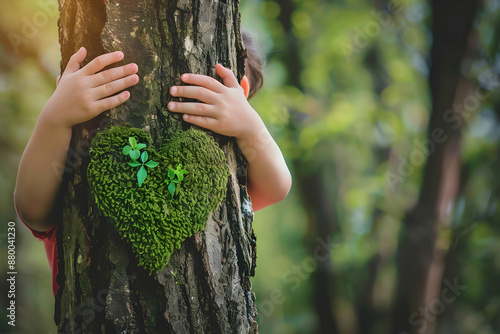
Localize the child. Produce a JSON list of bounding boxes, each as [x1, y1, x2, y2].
[[13, 29, 292, 297]]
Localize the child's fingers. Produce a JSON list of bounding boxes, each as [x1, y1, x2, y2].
[[94, 74, 139, 100], [182, 114, 217, 130], [240, 75, 250, 99], [62, 47, 87, 76], [167, 101, 217, 118], [170, 86, 217, 104], [94, 91, 130, 112], [81, 51, 124, 76], [180, 74, 225, 93], [215, 64, 239, 88], [91, 63, 138, 87]]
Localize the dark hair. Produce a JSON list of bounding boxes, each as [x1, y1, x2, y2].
[[242, 28, 264, 99]]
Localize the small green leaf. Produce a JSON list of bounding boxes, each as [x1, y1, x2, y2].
[[130, 150, 140, 160], [172, 179, 180, 183], [168, 182, 176, 196], [128, 161, 142, 167], [137, 166, 147, 187], [177, 173, 184, 182], [168, 168, 175, 179], [122, 145, 131, 155], [129, 137, 137, 149], [141, 151, 148, 163], [136, 143, 147, 150], [145, 160, 159, 168]]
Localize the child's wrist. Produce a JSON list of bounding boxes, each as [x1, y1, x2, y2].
[[39, 100, 73, 130], [235, 120, 271, 158], [39, 109, 73, 132], [235, 109, 267, 141]]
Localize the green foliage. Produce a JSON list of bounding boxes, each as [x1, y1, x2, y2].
[[123, 137, 159, 187], [87, 125, 230, 274], [242, 0, 500, 333], [122, 136, 147, 160], [164, 164, 189, 197]]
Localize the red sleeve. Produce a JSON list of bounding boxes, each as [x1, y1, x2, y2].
[[14, 193, 60, 297]]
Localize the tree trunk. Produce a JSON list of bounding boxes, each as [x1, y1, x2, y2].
[[53, 0, 258, 333], [274, 0, 339, 331], [294, 161, 339, 334], [391, 1, 480, 333]]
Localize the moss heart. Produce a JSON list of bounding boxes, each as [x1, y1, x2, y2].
[[86, 125, 230, 274]]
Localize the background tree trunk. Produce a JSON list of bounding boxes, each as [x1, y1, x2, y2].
[[274, 0, 339, 332], [53, 0, 258, 332], [391, 0, 480, 333]]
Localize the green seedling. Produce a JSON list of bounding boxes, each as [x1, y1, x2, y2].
[[164, 163, 189, 197], [172, 270, 178, 284], [128, 151, 159, 187], [122, 136, 147, 160]]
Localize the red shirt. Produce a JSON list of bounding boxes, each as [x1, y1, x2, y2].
[[14, 195, 59, 297]]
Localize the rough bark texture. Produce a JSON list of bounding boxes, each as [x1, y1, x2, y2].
[[53, 1, 258, 333], [391, 1, 480, 333]]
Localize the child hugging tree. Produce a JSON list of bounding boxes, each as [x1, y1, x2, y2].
[[13, 28, 292, 297]]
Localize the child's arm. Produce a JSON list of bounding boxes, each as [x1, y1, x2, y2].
[[168, 64, 292, 211], [14, 47, 139, 232]]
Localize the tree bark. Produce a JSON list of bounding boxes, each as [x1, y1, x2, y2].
[[391, 1, 480, 333], [53, 0, 258, 333]]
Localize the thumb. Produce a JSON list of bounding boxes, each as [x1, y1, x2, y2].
[[216, 64, 239, 88], [62, 47, 87, 76]]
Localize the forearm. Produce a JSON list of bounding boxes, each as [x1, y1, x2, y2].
[[14, 108, 72, 231], [236, 122, 292, 211]]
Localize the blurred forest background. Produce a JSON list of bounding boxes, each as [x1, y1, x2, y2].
[[1, 0, 500, 333]]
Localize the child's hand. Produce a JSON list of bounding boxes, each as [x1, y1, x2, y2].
[[167, 64, 265, 140], [41, 47, 139, 128], [169, 64, 292, 211]]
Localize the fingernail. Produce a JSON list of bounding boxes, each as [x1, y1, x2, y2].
[[181, 74, 188, 81], [171, 87, 177, 94], [168, 102, 175, 110]]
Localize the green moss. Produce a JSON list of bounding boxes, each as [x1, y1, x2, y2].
[[87, 125, 230, 274]]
